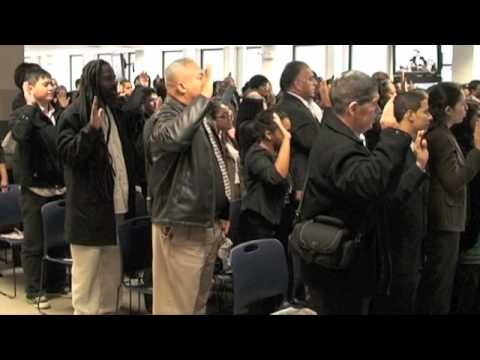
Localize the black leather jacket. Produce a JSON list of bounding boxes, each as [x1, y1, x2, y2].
[[148, 95, 226, 227]]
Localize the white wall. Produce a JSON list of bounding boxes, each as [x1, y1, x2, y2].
[[0, 45, 24, 120], [23, 45, 479, 97], [25, 46, 140, 90]]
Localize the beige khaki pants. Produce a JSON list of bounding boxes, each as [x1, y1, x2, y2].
[[70, 244, 121, 315], [152, 222, 224, 315]]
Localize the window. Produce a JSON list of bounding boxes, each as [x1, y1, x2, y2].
[[69, 55, 84, 91], [125, 52, 135, 81], [162, 50, 184, 77], [350, 45, 389, 76], [293, 45, 327, 79], [201, 48, 225, 82], [441, 45, 453, 82], [97, 53, 124, 79], [243, 46, 263, 85]]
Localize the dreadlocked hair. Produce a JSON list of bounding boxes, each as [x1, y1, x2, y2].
[[77, 59, 115, 202]]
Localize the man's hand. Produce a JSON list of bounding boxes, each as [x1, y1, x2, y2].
[[200, 65, 213, 99], [474, 119, 480, 151], [318, 79, 332, 108], [380, 96, 399, 129], [57, 92, 71, 109], [22, 81, 36, 106], [0, 164, 8, 192], [414, 130, 429, 170], [89, 96, 104, 130], [138, 72, 150, 88]]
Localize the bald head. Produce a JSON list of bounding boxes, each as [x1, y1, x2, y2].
[[164, 58, 204, 105]]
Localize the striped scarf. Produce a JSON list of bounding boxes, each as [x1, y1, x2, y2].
[[203, 119, 232, 201]]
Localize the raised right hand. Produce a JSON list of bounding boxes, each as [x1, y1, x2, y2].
[[89, 96, 104, 130], [273, 113, 291, 140], [414, 130, 429, 170], [200, 64, 213, 99], [22, 81, 36, 106], [380, 96, 399, 130], [474, 119, 480, 151]]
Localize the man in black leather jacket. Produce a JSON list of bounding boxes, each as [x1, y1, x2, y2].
[[148, 58, 230, 315]]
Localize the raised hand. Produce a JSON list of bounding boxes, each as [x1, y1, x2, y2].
[[474, 119, 480, 151], [22, 81, 36, 106], [318, 79, 332, 108], [57, 92, 71, 109], [414, 130, 429, 170], [139, 72, 150, 87], [89, 96, 104, 130], [273, 113, 291, 140], [380, 96, 399, 129], [200, 64, 213, 99]]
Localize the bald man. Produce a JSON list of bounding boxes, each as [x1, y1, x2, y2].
[[147, 58, 231, 315]]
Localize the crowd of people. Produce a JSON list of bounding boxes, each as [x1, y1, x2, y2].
[[2, 57, 480, 315]]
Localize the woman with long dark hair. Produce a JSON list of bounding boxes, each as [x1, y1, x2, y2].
[[239, 109, 292, 244], [450, 101, 480, 313], [416, 83, 480, 314]]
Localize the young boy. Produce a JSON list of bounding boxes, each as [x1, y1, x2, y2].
[[372, 90, 432, 314], [9, 67, 67, 309]]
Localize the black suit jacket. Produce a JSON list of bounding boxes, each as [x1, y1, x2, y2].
[[277, 93, 321, 191], [387, 149, 429, 267], [427, 124, 480, 232], [301, 110, 412, 296]]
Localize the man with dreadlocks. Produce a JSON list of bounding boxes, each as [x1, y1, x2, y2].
[[57, 60, 137, 315], [148, 58, 230, 315]]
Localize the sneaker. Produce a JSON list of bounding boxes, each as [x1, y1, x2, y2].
[[26, 295, 51, 310]]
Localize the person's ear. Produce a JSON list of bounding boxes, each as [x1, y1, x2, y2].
[[347, 101, 358, 116], [406, 109, 415, 123], [177, 82, 187, 96], [445, 106, 453, 117]]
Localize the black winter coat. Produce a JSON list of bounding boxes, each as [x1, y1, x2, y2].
[[57, 101, 137, 246]]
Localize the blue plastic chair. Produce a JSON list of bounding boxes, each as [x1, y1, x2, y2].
[[39, 200, 72, 312], [0, 184, 23, 298], [116, 216, 152, 314], [231, 238, 289, 315]]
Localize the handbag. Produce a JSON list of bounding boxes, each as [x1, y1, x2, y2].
[[289, 167, 362, 271], [290, 215, 361, 271]]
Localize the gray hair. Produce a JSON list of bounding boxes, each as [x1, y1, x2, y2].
[[331, 70, 378, 115]]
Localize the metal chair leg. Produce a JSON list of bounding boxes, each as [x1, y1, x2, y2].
[[129, 281, 132, 314], [38, 258, 46, 314], [116, 285, 121, 314]]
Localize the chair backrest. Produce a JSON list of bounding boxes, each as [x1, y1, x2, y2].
[[0, 185, 22, 227], [118, 216, 152, 277], [231, 238, 289, 314], [227, 200, 241, 245], [41, 200, 67, 252]]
